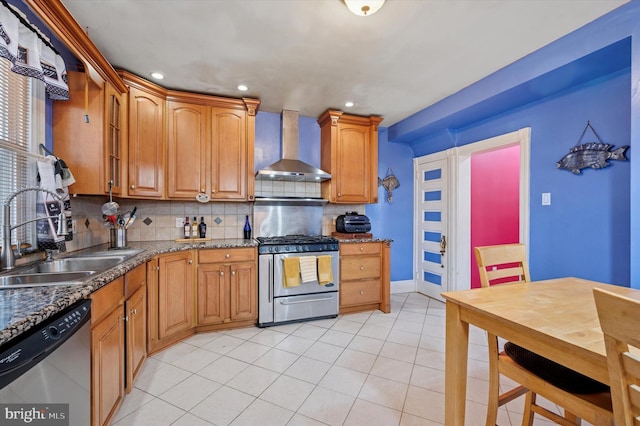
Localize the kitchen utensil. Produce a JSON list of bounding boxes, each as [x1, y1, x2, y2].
[[101, 181, 120, 216], [123, 207, 137, 229], [124, 215, 136, 229]]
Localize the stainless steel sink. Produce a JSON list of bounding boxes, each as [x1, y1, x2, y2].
[[0, 271, 95, 288], [24, 256, 126, 273], [0, 248, 143, 289]]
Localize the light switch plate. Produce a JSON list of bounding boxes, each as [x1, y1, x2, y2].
[[542, 192, 551, 206]]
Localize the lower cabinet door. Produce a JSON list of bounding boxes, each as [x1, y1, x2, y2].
[[229, 261, 257, 321], [197, 264, 228, 325], [158, 252, 194, 339], [125, 285, 147, 392], [91, 306, 125, 426]]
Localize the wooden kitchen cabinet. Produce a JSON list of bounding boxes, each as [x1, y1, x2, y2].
[[54, 71, 125, 196], [166, 100, 208, 199], [166, 93, 259, 201], [124, 263, 147, 393], [121, 71, 166, 199], [339, 241, 391, 314], [147, 252, 195, 353], [197, 247, 257, 328], [90, 276, 125, 426], [318, 110, 383, 204]]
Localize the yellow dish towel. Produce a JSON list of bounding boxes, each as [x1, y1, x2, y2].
[[299, 256, 317, 283], [317, 255, 333, 286], [282, 257, 301, 288]]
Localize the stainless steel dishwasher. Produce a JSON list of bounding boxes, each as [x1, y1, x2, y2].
[[0, 299, 91, 426]]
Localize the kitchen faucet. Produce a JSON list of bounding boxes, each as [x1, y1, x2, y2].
[[1, 187, 68, 270]]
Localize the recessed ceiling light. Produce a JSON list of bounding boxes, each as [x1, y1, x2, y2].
[[237, 84, 249, 91], [150, 72, 164, 80], [345, 101, 355, 108]]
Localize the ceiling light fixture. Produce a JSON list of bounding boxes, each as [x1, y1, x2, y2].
[[150, 72, 164, 80], [237, 84, 248, 91], [344, 101, 355, 107], [343, 0, 385, 16]]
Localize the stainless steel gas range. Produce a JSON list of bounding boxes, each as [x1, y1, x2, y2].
[[257, 235, 340, 327]]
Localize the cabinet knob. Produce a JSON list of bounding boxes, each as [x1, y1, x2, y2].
[[130, 184, 136, 190], [231, 271, 236, 275], [337, 193, 342, 197], [360, 290, 364, 295], [188, 259, 193, 264], [220, 271, 224, 276], [201, 188, 205, 193], [360, 266, 365, 271], [360, 246, 364, 251], [211, 189, 216, 193], [225, 253, 230, 259], [131, 308, 137, 315]]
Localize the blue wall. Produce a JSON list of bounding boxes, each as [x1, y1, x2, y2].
[[389, 1, 639, 287], [456, 71, 630, 284], [366, 128, 415, 282]]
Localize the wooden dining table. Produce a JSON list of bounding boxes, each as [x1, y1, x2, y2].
[[441, 277, 640, 426]]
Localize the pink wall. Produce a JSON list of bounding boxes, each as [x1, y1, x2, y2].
[[470, 145, 520, 288]]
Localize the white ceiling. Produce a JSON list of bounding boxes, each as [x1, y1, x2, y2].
[[60, 0, 628, 126]]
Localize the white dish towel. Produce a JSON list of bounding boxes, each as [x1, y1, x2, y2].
[[298, 256, 318, 283]]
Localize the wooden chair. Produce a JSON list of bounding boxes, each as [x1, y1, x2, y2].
[[593, 288, 640, 426], [475, 244, 613, 426]]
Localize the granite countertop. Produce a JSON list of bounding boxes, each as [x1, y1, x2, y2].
[[0, 238, 257, 346]]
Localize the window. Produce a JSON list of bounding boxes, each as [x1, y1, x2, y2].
[[0, 58, 45, 250]]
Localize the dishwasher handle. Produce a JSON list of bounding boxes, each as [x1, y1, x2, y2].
[[0, 299, 91, 389]]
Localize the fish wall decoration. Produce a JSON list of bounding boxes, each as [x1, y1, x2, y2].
[[556, 122, 629, 175]]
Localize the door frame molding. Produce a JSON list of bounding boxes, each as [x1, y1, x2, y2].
[[451, 127, 531, 292], [413, 127, 531, 295]]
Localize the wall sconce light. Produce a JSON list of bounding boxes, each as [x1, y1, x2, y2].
[[343, 0, 385, 16]]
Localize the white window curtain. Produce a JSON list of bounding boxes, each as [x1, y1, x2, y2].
[[0, 0, 69, 100]]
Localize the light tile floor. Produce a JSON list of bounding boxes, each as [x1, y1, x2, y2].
[[113, 292, 567, 426]]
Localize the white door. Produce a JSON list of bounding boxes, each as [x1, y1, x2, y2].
[[415, 154, 449, 300]]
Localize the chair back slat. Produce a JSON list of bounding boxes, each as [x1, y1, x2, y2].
[[594, 288, 640, 426], [474, 243, 530, 288]]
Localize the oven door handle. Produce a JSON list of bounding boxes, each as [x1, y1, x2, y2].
[[268, 257, 273, 303], [278, 296, 333, 305]]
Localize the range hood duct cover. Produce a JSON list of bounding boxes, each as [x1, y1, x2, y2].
[[256, 110, 331, 182]]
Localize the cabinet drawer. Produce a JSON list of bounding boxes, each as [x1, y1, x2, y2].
[[340, 280, 381, 306], [341, 256, 381, 280], [340, 243, 381, 256], [91, 276, 124, 325], [199, 247, 256, 263]]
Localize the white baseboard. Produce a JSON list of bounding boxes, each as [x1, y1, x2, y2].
[[390, 280, 416, 294]]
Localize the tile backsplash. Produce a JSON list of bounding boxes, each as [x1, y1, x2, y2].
[[65, 195, 366, 253]]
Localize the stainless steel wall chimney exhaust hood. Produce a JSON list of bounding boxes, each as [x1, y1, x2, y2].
[[256, 110, 331, 182]]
